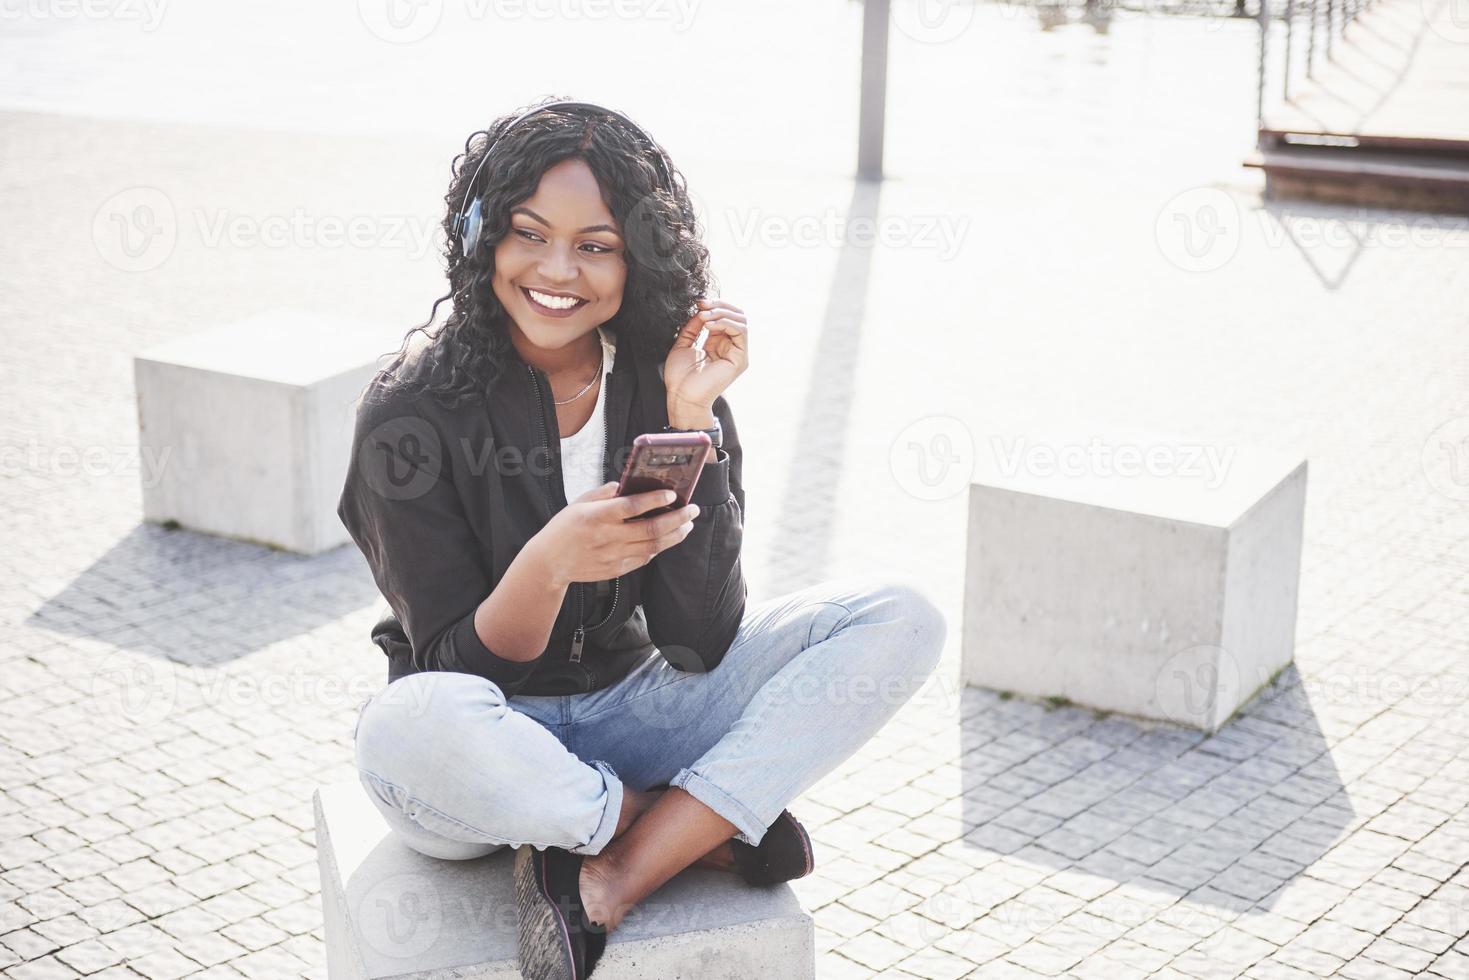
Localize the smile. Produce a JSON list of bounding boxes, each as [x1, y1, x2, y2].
[[523, 287, 588, 316]]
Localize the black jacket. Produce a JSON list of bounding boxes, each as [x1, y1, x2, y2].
[[336, 326, 747, 697]]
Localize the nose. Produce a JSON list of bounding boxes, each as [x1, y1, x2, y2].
[[535, 240, 579, 285]]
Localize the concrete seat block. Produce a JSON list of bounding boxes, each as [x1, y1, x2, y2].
[[134, 310, 404, 554], [961, 425, 1308, 731], [314, 780, 815, 979]]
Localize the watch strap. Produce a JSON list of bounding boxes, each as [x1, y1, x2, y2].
[[661, 418, 722, 449]]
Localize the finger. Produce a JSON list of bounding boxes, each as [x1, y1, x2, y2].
[[627, 518, 696, 564], [656, 518, 698, 551], [672, 316, 711, 349], [700, 320, 749, 358], [618, 488, 677, 520], [626, 503, 699, 541], [700, 318, 748, 336], [696, 297, 743, 316], [698, 305, 744, 323]]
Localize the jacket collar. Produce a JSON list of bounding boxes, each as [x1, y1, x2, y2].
[[495, 324, 643, 508]]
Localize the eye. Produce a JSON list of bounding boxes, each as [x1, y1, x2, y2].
[[514, 229, 615, 254]]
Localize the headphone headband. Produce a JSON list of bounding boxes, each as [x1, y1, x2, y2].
[[452, 100, 673, 259]]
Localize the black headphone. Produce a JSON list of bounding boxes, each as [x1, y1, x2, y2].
[[452, 99, 676, 260]]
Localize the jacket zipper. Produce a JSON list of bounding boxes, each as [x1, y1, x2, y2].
[[527, 362, 621, 665]]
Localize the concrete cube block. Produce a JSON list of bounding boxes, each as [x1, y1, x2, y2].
[[961, 426, 1308, 731], [314, 780, 815, 979], [134, 310, 404, 554]]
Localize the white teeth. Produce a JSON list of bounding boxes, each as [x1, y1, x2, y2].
[[527, 288, 582, 310]]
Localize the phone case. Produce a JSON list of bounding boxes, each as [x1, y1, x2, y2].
[[616, 432, 712, 521]]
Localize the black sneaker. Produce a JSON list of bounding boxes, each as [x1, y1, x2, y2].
[[642, 784, 816, 886], [512, 845, 608, 980], [731, 809, 815, 886]]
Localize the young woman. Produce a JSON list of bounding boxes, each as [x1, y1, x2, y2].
[[339, 98, 947, 980]]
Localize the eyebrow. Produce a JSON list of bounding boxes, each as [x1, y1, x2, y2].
[[512, 206, 622, 237]]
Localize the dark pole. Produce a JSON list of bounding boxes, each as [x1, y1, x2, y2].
[[858, 0, 890, 181], [1257, 0, 1271, 141]]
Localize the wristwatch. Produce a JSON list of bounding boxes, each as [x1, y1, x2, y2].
[[662, 416, 722, 449]]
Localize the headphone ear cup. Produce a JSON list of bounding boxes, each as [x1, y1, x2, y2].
[[461, 197, 484, 258]]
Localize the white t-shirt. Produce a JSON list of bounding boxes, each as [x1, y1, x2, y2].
[[559, 326, 616, 503]]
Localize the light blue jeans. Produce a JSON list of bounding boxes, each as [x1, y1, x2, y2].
[[352, 576, 946, 860]]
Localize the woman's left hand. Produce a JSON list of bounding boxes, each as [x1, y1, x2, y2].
[[664, 297, 749, 421]]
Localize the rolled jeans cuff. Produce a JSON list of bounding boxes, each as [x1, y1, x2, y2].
[[670, 768, 767, 847], [573, 760, 625, 856]]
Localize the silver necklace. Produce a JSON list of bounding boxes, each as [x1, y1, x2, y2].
[[551, 334, 606, 406]]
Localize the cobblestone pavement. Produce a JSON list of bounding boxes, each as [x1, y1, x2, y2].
[[4, 7, 1469, 979]]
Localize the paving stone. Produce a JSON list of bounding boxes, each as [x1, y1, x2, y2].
[[1362, 937, 1437, 974], [6, 18, 1469, 978], [52, 937, 126, 974]]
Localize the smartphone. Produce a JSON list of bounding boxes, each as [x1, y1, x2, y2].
[[616, 432, 712, 521]]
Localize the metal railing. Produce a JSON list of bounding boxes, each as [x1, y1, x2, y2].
[[1257, 0, 1380, 135]]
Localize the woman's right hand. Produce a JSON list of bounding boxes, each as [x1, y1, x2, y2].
[[530, 482, 700, 589]]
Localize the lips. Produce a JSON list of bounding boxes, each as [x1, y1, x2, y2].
[[521, 286, 588, 318]]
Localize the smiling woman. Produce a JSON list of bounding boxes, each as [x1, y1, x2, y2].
[[339, 97, 945, 980]]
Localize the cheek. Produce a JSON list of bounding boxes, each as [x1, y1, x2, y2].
[[598, 261, 628, 300]]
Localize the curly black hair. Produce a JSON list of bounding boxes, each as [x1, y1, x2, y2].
[[366, 96, 714, 412]]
